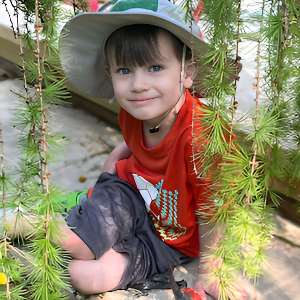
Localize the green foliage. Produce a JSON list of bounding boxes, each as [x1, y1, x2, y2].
[[0, 249, 26, 298], [27, 237, 69, 300], [198, 0, 241, 102], [0, 0, 89, 298], [187, 0, 300, 299], [1, 0, 299, 299], [246, 108, 281, 154]]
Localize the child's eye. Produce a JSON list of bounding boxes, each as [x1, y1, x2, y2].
[[118, 68, 131, 75], [149, 66, 163, 72]]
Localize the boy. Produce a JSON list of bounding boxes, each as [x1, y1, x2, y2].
[[59, 0, 246, 299]]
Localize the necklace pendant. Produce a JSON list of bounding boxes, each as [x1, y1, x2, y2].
[[149, 127, 159, 133]]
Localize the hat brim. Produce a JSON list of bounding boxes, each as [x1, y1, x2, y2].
[[59, 10, 208, 99]]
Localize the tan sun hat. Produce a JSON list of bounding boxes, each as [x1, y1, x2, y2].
[[59, 0, 208, 99]]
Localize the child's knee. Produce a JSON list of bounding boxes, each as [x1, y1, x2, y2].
[[68, 250, 129, 294], [58, 225, 94, 259]]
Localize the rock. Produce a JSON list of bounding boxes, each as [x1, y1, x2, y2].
[[0, 56, 22, 80]]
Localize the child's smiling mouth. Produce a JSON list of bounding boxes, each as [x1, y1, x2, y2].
[[130, 97, 157, 105]]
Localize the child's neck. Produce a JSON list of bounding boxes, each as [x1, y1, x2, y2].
[[142, 117, 175, 149], [142, 93, 186, 149]]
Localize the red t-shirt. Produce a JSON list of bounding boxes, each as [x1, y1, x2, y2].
[[116, 91, 212, 257]]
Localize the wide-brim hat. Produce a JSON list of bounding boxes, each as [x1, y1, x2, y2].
[[59, 0, 209, 99]]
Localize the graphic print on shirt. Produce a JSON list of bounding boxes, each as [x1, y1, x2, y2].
[[132, 173, 187, 241]]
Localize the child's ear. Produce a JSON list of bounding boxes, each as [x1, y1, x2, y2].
[[183, 62, 197, 89], [105, 66, 112, 80]]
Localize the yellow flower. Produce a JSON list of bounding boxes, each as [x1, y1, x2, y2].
[[0, 273, 7, 285]]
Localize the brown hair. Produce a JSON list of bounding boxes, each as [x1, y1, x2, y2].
[[104, 24, 192, 68]]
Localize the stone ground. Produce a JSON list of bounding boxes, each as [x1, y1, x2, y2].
[[65, 214, 300, 300], [1, 59, 300, 300]]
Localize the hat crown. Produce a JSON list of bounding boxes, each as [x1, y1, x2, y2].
[[110, 0, 159, 12], [109, 0, 200, 37]]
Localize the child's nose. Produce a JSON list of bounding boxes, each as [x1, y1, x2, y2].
[[130, 72, 150, 92]]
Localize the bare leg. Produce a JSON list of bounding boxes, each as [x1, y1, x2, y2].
[[69, 248, 129, 294], [59, 226, 129, 294]]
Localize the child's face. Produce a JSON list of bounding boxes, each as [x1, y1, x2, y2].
[[105, 31, 193, 128]]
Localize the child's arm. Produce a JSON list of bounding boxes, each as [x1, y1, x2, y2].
[[102, 141, 132, 174]]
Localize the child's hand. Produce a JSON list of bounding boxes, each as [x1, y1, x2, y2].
[[101, 141, 132, 174]]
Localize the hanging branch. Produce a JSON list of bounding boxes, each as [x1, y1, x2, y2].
[[286, 2, 300, 186], [254, 0, 297, 202], [193, 1, 277, 299], [24, 2, 70, 298], [2, 0, 72, 297], [229, 0, 242, 145], [34, 0, 51, 240], [34, 0, 47, 194], [245, 0, 263, 207], [15, 0, 31, 101], [0, 123, 11, 299], [2, 0, 17, 38], [3, 0, 31, 103]]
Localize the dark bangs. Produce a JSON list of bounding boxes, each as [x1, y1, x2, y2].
[[104, 24, 191, 67]]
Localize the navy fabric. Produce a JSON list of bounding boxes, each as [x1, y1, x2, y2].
[[66, 172, 192, 289]]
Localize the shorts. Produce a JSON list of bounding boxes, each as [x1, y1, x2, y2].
[[66, 172, 192, 290]]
